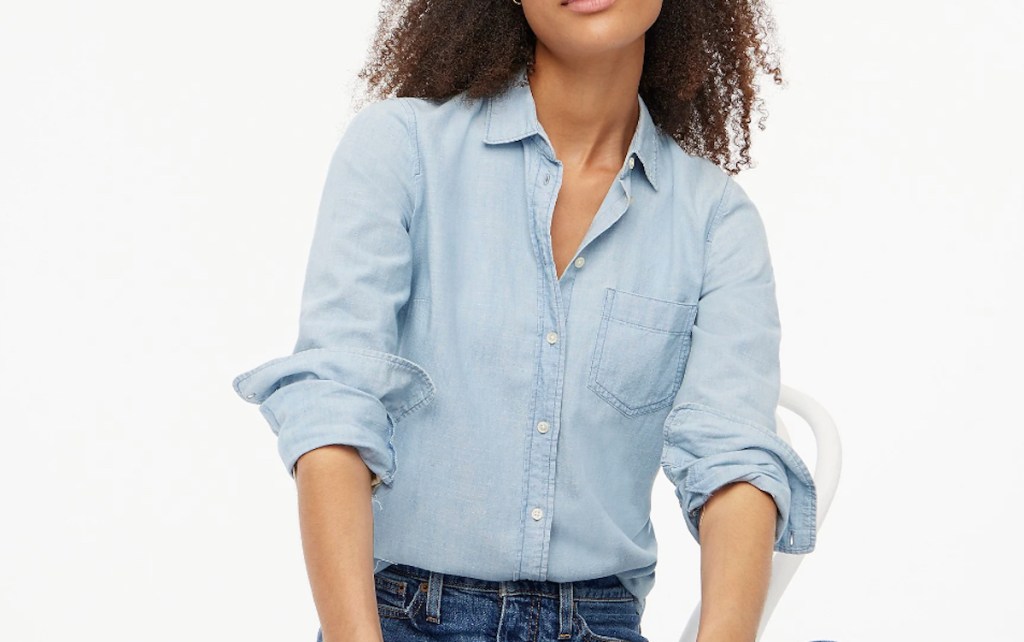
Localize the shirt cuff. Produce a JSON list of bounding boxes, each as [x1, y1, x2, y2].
[[233, 346, 436, 483], [661, 403, 817, 554]]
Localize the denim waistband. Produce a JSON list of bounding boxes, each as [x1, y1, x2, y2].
[[379, 562, 636, 602]]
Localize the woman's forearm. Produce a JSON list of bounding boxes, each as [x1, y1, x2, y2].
[[695, 481, 778, 642], [295, 445, 383, 642]]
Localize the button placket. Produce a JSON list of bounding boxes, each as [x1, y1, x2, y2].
[[519, 149, 566, 580]]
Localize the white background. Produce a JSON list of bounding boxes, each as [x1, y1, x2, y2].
[[1, 1, 1020, 641]]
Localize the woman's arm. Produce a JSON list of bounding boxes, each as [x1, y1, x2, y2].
[[695, 481, 777, 642], [660, 174, 816, 638], [296, 445, 383, 642], [231, 99, 431, 640]]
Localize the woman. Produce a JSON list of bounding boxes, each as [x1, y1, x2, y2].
[[232, 1, 817, 641]]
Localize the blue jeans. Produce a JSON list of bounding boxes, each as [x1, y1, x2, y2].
[[315, 562, 647, 642]]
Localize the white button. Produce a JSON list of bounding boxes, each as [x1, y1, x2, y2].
[[573, 256, 585, 269], [546, 331, 558, 345], [246, 393, 256, 399], [537, 420, 550, 434], [531, 507, 544, 520], [628, 157, 635, 169]]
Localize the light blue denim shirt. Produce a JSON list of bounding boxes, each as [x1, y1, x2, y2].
[[231, 66, 816, 612]]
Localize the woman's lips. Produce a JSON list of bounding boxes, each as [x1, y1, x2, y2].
[[562, 0, 617, 14]]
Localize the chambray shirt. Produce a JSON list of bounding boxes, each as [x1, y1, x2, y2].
[[231, 66, 816, 612]]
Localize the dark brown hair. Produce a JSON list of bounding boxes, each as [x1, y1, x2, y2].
[[355, 0, 785, 175]]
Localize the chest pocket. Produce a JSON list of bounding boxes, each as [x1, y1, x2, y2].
[[587, 288, 698, 417]]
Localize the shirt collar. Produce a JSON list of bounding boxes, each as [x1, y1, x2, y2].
[[483, 67, 660, 192]]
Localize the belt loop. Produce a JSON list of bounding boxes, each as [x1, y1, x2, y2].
[[424, 570, 444, 624], [558, 581, 573, 639]]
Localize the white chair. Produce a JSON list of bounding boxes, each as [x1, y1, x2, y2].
[[679, 384, 843, 642]]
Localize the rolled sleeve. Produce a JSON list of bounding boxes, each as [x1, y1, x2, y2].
[[233, 347, 435, 482], [659, 176, 817, 554], [231, 98, 436, 483]]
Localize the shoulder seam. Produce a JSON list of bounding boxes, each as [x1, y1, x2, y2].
[[397, 98, 422, 179], [701, 175, 734, 284], [397, 98, 423, 225]]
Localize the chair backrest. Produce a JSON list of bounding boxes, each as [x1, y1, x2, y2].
[[678, 384, 843, 642]]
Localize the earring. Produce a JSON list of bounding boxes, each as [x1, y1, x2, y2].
[[512, 0, 522, 5]]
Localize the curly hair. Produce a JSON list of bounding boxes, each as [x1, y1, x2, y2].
[[353, 0, 785, 175]]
